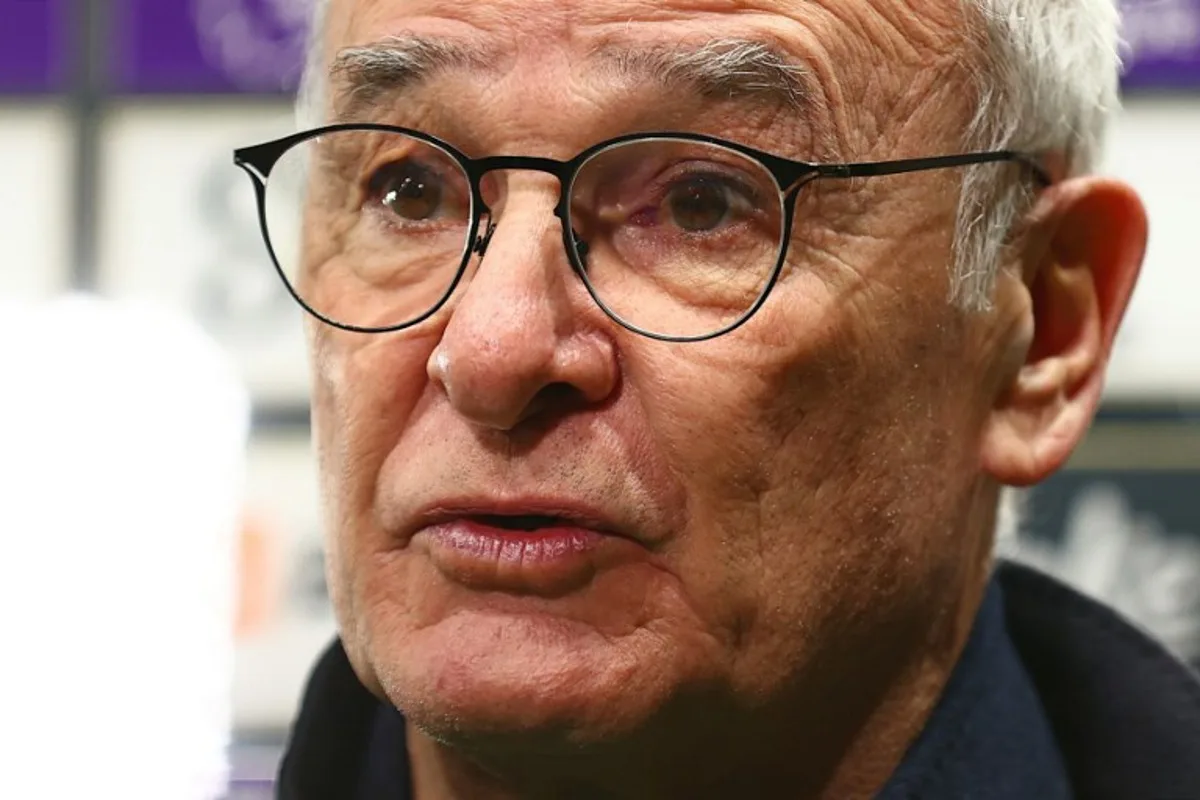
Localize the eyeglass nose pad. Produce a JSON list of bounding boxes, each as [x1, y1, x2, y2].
[[472, 217, 497, 257], [571, 231, 590, 271]]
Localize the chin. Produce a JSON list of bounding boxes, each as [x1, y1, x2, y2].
[[369, 607, 678, 748]]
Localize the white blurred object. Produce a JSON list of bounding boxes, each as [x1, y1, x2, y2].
[[1003, 483, 1200, 664], [98, 105, 310, 405], [0, 295, 250, 799], [1102, 98, 1200, 399], [0, 107, 71, 299]]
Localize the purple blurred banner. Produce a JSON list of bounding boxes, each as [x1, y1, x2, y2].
[[4, 0, 1197, 96], [0, 0, 69, 93], [101, 0, 1200, 96], [110, 0, 310, 93], [1121, 0, 1200, 88]]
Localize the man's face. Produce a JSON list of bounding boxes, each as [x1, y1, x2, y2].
[[311, 0, 1009, 750]]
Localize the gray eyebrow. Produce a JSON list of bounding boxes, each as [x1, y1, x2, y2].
[[327, 34, 814, 123], [329, 35, 498, 122], [594, 38, 815, 113]]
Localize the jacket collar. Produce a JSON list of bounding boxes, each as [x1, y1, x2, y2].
[[275, 634, 385, 800], [877, 575, 1071, 798], [997, 561, 1200, 798]]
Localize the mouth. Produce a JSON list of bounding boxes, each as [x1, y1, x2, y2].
[[452, 511, 630, 541], [467, 513, 587, 531], [413, 499, 626, 538], [409, 501, 638, 596]]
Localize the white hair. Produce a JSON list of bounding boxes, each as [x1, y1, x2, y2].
[[296, 0, 331, 132], [298, 0, 1121, 310], [953, 0, 1122, 308]]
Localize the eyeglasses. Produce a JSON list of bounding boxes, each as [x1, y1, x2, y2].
[[233, 124, 1048, 342]]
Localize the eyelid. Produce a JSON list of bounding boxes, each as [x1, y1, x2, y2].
[[662, 169, 764, 206], [365, 150, 439, 187], [660, 155, 764, 191]]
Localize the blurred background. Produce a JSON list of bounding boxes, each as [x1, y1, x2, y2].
[[0, 0, 1197, 796]]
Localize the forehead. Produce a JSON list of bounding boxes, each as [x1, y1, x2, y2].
[[323, 0, 972, 155], [326, 0, 968, 79], [330, 0, 963, 35]]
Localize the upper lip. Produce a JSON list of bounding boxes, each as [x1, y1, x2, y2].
[[408, 496, 633, 541]]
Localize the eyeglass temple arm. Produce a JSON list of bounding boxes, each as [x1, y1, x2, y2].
[[802, 151, 1052, 189]]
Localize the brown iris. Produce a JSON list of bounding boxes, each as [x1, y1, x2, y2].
[[665, 179, 730, 232], [372, 164, 442, 220]]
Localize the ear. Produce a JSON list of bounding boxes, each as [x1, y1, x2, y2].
[[981, 176, 1147, 486]]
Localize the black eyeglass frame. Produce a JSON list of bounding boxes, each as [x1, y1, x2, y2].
[[234, 124, 1050, 343]]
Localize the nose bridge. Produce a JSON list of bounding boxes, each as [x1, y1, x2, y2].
[[442, 162, 581, 362], [461, 180, 571, 316], [433, 159, 610, 431]]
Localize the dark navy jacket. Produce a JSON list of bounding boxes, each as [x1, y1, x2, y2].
[[277, 563, 1200, 799]]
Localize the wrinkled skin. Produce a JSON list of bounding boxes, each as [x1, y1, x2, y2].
[[307, 0, 1147, 797]]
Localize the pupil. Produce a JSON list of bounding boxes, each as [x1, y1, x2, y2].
[[383, 171, 440, 220], [669, 181, 728, 232]]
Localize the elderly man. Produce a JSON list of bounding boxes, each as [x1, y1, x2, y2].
[[235, 0, 1200, 797]]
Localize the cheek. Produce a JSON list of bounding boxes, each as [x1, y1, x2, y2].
[[749, 321, 982, 618], [311, 328, 440, 589], [617, 347, 816, 648], [626, 293, 982, 672], [312, 327, 438, 477], [627, 321, 832, 536]]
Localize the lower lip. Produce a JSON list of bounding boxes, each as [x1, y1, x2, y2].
[[416, 519, 608, 596]]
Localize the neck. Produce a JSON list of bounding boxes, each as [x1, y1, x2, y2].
[[406, 583, 988, 800]]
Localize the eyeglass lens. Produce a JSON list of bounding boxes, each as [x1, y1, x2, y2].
[[264, 130, 787, 338]]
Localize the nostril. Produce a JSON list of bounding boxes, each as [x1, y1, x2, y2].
[[537, 381, 591, 414], [504, 382, 587, 428]]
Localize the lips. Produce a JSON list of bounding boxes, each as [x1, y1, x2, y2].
[[408, 500, 640, 596]]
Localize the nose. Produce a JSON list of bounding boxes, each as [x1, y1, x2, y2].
[[428, 184, 619, 431]]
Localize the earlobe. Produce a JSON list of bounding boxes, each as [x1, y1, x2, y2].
[[981, 176, 1147, 487]]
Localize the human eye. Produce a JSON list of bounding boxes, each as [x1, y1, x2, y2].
[[354, 136, 471, 235], [623, 164, 767, 237], [571, 141, 783, 283], [660, 173, 759, 232], [364, 159, 460, 223]]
